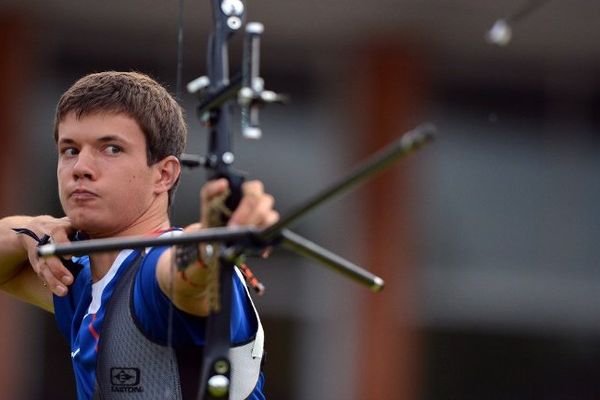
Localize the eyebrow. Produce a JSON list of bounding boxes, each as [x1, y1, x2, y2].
[[57, 135, 129, 146], [97, 135, 128, 144]]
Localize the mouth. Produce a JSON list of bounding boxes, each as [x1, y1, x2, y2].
[[69, 188, 98, 200]]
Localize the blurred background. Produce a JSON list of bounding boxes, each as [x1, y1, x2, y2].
[[1, 0, 600, 399]]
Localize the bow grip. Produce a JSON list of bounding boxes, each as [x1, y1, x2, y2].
[[224, 171, 244, 212], [209, 169, 245, 218]]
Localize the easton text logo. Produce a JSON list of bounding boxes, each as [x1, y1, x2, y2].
[[110, 367, 143, 393]]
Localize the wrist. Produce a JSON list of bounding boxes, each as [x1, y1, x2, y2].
[[174, 243, 214, 289]]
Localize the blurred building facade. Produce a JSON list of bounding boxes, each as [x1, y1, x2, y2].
[[1, 1, 600, 399]]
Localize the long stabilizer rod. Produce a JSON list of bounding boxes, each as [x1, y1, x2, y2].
[[260, 123, 435, 241], [281, 229, 384, 292]]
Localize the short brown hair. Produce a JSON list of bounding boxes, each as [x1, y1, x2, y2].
[[54, 71, 186, 204]]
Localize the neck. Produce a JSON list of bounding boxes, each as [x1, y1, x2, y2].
[[89, 218, 171, 282], [90, 251, 121, 282]]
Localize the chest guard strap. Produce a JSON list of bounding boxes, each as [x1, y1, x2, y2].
[[93, 253, 264, 399], [94, 253, 182, 399]]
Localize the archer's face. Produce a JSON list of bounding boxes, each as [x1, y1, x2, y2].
[[57, 112, 164, 237]]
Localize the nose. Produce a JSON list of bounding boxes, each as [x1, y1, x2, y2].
[[72, 149, 96, 180]]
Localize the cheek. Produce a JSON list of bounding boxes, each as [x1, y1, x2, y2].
[[123, 174, 153, 202], [56, 168, 67, 199]]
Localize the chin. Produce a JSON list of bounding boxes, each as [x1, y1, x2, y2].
[[68, 212, 112, 238]]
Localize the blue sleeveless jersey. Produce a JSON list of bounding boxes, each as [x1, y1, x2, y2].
[[53, 245, 265, 400]]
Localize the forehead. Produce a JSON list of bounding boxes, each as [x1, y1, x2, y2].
[[57, 111, 146, 145]]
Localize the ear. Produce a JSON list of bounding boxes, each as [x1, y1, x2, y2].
[[152, 155, 181, 195]]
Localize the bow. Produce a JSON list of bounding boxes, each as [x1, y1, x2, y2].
[[37, 1, 435, 399], [183, 1, 255, 397]]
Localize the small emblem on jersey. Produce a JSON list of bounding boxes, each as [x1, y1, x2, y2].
[[111, 367, 140, 387]]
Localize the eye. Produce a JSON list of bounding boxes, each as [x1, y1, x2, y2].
[[60, 147, 79, 157], [104, 145, 123, 155]]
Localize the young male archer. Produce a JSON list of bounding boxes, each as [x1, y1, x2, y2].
[[0, 71, 277, 399]]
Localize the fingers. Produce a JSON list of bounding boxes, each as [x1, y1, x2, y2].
[[37, 258, 69, 296], [200, 178, 229, 206], [45, 222, 75, 291], [183, 222, 202, 232], [49, 230, 74, 275], [50, 229, 71, 247], [19, 215, 76, 296], [200, 178, 229, 226], [199, 178, 279, 228], [229, 180, 279, 228]]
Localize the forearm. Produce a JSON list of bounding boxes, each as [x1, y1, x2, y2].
[[156, 246, 212, 317], [0, 214, 73, 307], [156, 178, 278, 316], [0, 216, 34, 285]]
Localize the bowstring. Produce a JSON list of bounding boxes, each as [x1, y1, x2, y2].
[[167, 0, 185, 365], [176, 0, 185, 102]]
